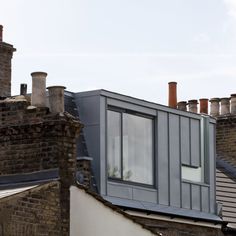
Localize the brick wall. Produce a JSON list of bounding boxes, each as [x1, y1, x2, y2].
[[0, 98, 82, 235], [216, 115, 236, 167], [0, 182, 61, 236]]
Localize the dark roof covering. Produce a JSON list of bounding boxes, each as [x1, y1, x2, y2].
[[64, 91, 90, 158], [216, 158, 236, 228], [0, 169, 59, 190], [103, 195, 223, 224], [216, 158, 236, 180], [75, 183, 162, 235]]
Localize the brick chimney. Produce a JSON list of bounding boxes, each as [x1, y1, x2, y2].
[[0, 25, 16, 98]]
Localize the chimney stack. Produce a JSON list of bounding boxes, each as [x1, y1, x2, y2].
[[188, 100, 198, 113], [199, 98, 208, 114], [220, 97, 230, 115], [31, 72, 47, 107], [47, 86, 66, 113], [168, 82, 177, 109], [0, 25, 16, 98], [230, 94, 236, 115], [209, 98, 220, 117], [177, 101, 187, 111]]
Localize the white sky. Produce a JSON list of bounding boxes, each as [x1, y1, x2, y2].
[[0, 0, 236, 105]]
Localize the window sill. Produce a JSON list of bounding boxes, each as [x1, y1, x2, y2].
[[107, 179, 156, 191], [182, 179, 210, 187]]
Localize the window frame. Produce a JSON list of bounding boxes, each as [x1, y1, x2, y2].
[[106, 106, 155, 187], [181, 116, 209, 184]]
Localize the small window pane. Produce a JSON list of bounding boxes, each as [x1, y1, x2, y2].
[[107, 110, 121, 178], [123, 113, 153, 185], [182, 166, 202, 182]]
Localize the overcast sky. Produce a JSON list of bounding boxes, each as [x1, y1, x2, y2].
[[1, 0, 236, 105]]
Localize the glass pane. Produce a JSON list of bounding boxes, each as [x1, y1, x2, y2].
[[107, 110, 121, 178], [182, 166, 202, 182], [123, 113, 153, 185]]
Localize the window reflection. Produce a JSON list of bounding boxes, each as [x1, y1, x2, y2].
[[107, 109, 153, 185]]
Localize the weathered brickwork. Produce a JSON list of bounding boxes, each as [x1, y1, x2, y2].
[[216, 115, 236, 167], [0, 42, 16, 98], [132, 216, 224, 236], [0, 182, 61, 236], [0, 99, 81, 176], [0, 99, 82, 235]]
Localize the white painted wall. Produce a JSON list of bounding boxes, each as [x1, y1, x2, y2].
[[70, 186, 156, 236]]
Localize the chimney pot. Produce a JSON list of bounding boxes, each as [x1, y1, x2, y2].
[[230, 94, 236, 115], [188, 100, 198, 113], [177, 101, 187, 111], [0, 25, 3, 42], [220, 97, 231, 115], [199, 98, 209, 114], [168, 82, 177, 108], [20, 83, 27, 96], [0, 25, 15, 98], [47, 86, 66, 113], [31, 72, 47, 107], [209, 98, 220, 117]]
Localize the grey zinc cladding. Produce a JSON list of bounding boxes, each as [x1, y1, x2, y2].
[[73, 89, 219, 221]]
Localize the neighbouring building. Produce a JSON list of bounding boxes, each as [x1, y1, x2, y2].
[[0, 25, 235, 236]]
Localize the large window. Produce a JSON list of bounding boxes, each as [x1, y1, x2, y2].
[[107, 109, 153, 185]]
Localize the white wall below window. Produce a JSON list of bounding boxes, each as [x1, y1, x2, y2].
[[70, 186, 157, 236]]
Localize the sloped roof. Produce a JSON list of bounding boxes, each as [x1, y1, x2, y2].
[[0, 185, 38, 199], [216, 158, 236, 228]]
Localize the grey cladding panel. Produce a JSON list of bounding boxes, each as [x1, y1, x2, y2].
[[133, 187, 157, 203], [209, 123, 216, 213], [182, 182, 191, 209], [201, 186, 210, 213], [107, 98, 156, 116], [100, 96, 107, 195], [107, 182, 133, 199], [190, 119, 200, 167], [191, 184, 201, 211], [84, 125, 101, 190], [180, 117, 190, 165], [169, 114, 181, 208], [157, 111, 169, 205]]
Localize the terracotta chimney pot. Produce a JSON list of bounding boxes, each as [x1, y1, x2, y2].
[[199, 98, 209, 114], [168, 82, 177, 109], [209, 98, 220, 117]]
